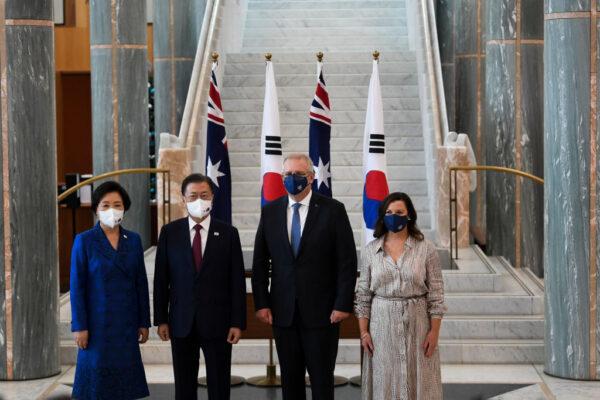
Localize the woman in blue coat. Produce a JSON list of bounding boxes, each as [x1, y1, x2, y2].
[[70, 181, 151, 400]]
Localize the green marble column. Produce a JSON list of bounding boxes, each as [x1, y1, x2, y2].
[[484, 0, 544, 276], [90, 0, 150, 248], [153, 0, 206, 143], [0, 0, 60, 380], [544, 0, 600, 380]]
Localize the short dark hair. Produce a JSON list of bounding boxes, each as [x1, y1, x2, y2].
[[181, 173, 215, 195], [91, 181, 132, 213], [373, 192, 424, 241]]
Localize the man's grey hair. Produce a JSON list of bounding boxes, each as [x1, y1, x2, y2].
[[283, 153, 314, 174]]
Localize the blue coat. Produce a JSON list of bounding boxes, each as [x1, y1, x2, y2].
[[70, 223, 151, 400]]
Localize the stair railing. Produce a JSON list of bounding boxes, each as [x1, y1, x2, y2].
[[449, 165, 544, 262], [177, 0, 222, 149]]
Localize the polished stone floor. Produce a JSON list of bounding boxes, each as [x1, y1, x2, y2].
[[2, 364, 600, 400], [41, 383, 530, 400]]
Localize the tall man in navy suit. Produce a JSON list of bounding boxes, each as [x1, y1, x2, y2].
[[154, 173, 246, 400], [252, 153, 358, 400]]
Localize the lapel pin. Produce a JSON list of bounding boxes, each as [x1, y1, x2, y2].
[[123, 235, 128, 239], [214, 232, 220, 236]]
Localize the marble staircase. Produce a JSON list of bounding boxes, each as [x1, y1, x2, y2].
[[223, 0, 430, 249], [58, 245, 545, 365]]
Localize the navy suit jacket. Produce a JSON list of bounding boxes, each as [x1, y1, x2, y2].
[[153, 217, 246, 339], [252, 192, 357, 328]]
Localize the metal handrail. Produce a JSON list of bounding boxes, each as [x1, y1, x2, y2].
[[179, 0, 222, 149], [449, 165, 544, 260], [57, 168, 172, 224]]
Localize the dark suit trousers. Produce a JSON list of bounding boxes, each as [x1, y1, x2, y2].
[[273, 309, 340, 400], [171, 315, 232, 400]]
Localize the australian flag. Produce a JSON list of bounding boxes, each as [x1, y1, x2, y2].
[[309, 63, 332, 197], [206, 62, 232, 223]]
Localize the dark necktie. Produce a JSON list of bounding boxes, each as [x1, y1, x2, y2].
[[291, 203, 301, 257], [192, 224, 203, 273]]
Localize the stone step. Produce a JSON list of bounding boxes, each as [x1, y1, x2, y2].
[[245, 9, 407, 19], [229, 150, 424, 169], [241, 45, 408, 54], [247, 1, 405, 10], [222, 73, 418, 88], [223, 61, 417, 76], [226, 123, 423, 138], [59, 338, 544, 365], [242, 36, 410, 50], [243, 27, 407, 39], [444, 295, 543, 316], [222, 97, 420, 112], [442, 273, 502, 293], [221, 85, 420, 100], [231, 179, 429, 198], [231, 211, 432, 231], [231, 194, 430, 214], [441, 316, 544, 341], [227, 138, 423, 153], [225, 110, 421, 125], [230, 165, 427, 183], [225, 52, 416, 64], [244, 17, 406, 29]]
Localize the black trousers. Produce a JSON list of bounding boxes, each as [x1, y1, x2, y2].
[[171, 318, 232, 400], [272, 311, 340, 400]]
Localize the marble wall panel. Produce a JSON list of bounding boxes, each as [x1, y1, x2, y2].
[[118, 49, 150, 248], [437, 0, 456, 131], [520, 44, 544, 276], [485, 42, 517, 265], [90, 0, 151, 248], [544, 16, 592, 380], [153, 0, 205, 143], [545, 0, 590, 13], [5, 0, 53, 20]]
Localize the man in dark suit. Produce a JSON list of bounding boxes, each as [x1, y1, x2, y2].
[[252, 153, 358, 400], [154, 173, 246, 400]]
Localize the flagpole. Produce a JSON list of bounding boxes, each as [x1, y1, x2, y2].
[[198, 50, 242, 387]]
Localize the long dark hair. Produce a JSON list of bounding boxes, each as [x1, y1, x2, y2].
[[373, 192, 424, 241]]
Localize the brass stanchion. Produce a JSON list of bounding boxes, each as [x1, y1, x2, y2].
[[246, 339, 281, 387]]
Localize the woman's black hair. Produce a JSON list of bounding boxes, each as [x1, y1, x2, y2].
[[91, 181, 132, 213], [373, 192, 424, 241]]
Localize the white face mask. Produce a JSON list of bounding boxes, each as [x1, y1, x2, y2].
[[187, 198, 212, 219], [98, 208, 124, 228]]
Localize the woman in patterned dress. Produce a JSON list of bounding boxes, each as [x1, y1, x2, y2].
[[355, 192, 446, 400]]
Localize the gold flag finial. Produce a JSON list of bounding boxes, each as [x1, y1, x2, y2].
[[317, 52, 324, 62], [265, 53, 272, 61], [373, 50, 380, 61], [211, 52, 219, 62]]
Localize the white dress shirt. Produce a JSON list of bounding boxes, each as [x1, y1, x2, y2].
[[287, 190, 312, 243], [189, 215, 210, 255]]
